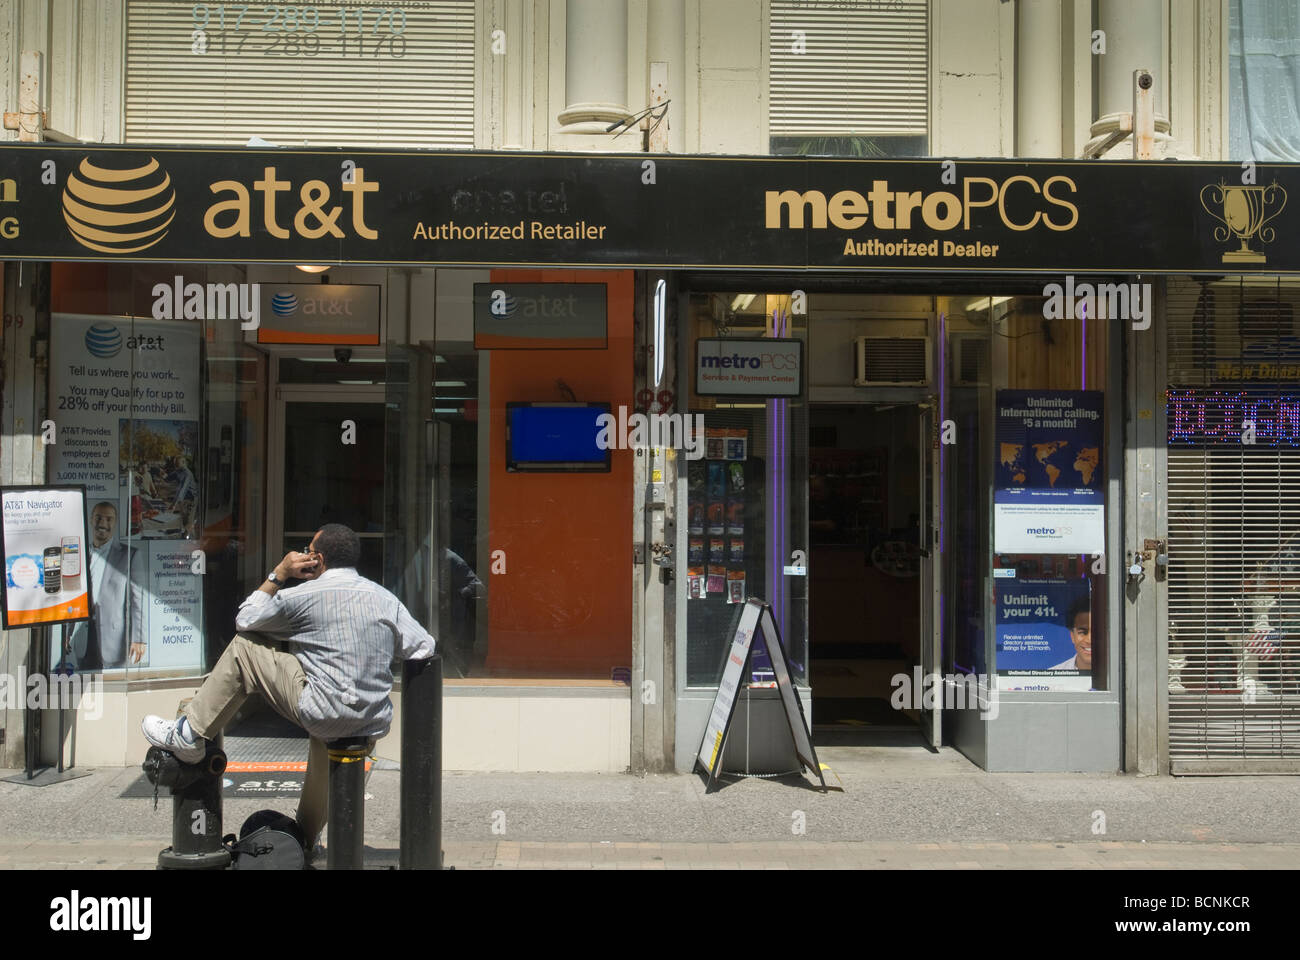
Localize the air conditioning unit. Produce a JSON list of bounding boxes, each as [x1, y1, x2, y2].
[[951, 333, 990, 386], [854, 336, 930, 386]]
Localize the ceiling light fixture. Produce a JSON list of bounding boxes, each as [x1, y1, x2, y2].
[[965, 295, 1013, 312]]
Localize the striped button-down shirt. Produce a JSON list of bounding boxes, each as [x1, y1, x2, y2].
[[234, 567, 437, 739]]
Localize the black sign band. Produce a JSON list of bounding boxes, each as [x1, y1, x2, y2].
[[1, 144, 1295, 274]]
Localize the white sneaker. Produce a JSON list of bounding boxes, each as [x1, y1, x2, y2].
[[141, 714, 204, 764]]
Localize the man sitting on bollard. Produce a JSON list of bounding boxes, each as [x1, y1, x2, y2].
[[141, 522, 437, 852]]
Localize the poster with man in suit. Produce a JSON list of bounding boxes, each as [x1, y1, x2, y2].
[[63, 501, 145, 671]]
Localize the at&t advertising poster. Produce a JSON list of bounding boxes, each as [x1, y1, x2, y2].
[[0, 486, 91, 629], [994, 390, 1104, 554], [47, 314, 203, 675]]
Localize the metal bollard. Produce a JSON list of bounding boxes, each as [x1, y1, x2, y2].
[[326, 736, 369, 870], [144, 736, 230, 871], [400, 654, 443, 869]]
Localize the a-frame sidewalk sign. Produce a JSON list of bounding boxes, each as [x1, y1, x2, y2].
[[694, 597, 828, 793]]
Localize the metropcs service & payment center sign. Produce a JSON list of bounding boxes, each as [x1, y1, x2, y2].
[[695, 338, 803, 398]]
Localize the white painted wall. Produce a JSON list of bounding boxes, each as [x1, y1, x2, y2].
[[487, 0, 1227, 160], [0, 0, 123, 143], [1, 0, 1229, 158]]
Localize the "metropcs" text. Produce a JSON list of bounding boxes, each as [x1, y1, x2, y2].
[[765, 176, 1078, 232]]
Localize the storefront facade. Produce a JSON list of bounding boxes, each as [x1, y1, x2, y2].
[[3, 0, 1297, 775], [0, 142, 1296, 776]]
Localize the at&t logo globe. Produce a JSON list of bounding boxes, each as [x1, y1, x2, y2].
[[271, 292, 299, 318], [62, 156, 175, 254], [84, 323, 123, 358]]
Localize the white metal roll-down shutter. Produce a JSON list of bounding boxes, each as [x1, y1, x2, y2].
[[769, 0, 928, 137], [1166, 275, 1300, 773], [124, 1, 475, 148]]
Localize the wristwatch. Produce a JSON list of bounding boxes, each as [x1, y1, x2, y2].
[[266, 571, 283, 585]]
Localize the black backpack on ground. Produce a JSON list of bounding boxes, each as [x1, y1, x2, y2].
[[224, 810, 306, 870]]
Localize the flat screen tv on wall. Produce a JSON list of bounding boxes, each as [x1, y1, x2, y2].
[[506, 402, 612, 472]]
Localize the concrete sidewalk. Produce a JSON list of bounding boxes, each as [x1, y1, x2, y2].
[[2, 739, 1299, 869]]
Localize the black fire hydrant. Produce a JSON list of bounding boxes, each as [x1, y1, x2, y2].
[[143, 738, 230, 870]]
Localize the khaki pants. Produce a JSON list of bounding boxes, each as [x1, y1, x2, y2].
[[184, 634, 341, 846]]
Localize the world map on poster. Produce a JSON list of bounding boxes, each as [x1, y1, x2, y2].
[[993, 390, 1105, 554], [998, 440, 1101, 489]]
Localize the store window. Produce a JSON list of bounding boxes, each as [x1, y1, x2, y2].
[[48, 262, 267, 679], [987, 292, 1110, 693], [682, 293, 809, 688], [386, 269, 635, 681], [48, 261, 635, 686], [1228, 0, 1300, 162]]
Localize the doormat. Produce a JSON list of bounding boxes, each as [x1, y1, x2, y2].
[[119, 760, 372, 800]]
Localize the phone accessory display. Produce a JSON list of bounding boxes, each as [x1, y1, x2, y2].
[[728, 462, 745, 493], [687, 567, 706, 599], [707, 502, 725, 535], [688, 420, 750, 606], [726, 499, 745, 535], [688, 501, 705, 536], [688, 460, 707, 493], [707, 462, 726, 499]]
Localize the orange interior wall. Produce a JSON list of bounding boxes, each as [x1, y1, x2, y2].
[[486, 270, 634, 678], [51, 262, 112, 314]]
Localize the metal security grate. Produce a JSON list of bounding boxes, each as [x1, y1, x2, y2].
[[1166, 275, 1300, 773], [769, 0, 928, 137], [124, 0, 475, 148]]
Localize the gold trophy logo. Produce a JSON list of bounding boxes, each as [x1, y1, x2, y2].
[[1200, 179, 1287, 264]]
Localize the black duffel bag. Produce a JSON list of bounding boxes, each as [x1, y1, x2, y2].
[[224, 810, 306, 870]]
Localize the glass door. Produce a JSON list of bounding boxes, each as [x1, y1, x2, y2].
[[269, 386, 388, 583]]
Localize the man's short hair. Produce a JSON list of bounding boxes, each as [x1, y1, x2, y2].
[[315, 524, 361, 568], [93, 501, 116, 515], [1068, 595, 1091, 630]]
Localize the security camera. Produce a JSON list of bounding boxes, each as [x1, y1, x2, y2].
[[334, 348, 352, 363]]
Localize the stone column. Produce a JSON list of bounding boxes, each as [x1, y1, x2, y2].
[[1090, 0, 1171, 151], [1016, 0, 1063, 157], [557, 0, 630, 134]]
